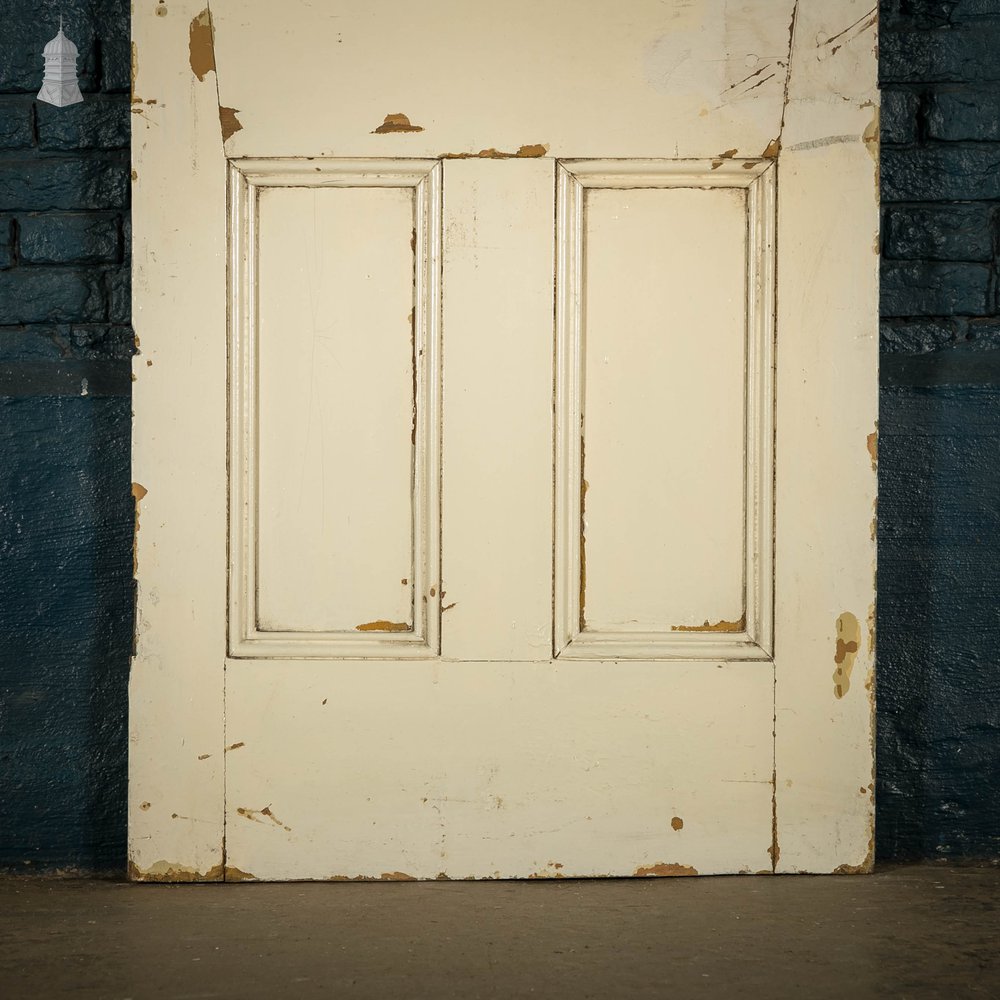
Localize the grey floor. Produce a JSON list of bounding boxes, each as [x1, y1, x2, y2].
[[2, 864, 998, 999]]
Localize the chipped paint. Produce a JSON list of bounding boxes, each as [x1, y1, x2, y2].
[[355, 620, 410, 632], [634, 862, 698, 877], [819, 6, 877, 57], [863, 107, 880, 188], [140, 801, 151, 811], [867, 428, 878, 472], [442, 601, 457, 612], [769, 765, 780, 870], [832, 833, 875, 874], [762, 138, 780, 159], [225, 866, 257, 882], [372, 113, 424, 134], [441, 144, 548, 159], [128, 859, 225, 882], [131, 482, 147, 576], [833, 611, 861, 699], [671, 816, 684, 831], [219, 106, 243, 142], [197, 753, 211, 760], [226, 741, 245, 751], [328, 872, 417, 881], [237, 805, 292, 831], [188, 8, 216, 81], [672, 614, 746, 633]]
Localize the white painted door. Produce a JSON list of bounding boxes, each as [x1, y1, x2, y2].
[[129, 0, 879, 881]]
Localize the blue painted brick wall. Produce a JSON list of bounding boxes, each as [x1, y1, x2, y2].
[[1, 1, 999, 872], [0, 0, 131, 873], [880, 0, 1000, 859]]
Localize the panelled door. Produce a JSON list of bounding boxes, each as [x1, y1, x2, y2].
[[129, 0, 878, 881]]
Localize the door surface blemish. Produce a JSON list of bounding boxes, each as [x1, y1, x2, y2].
[[188, 8, 215, 81], [634, 862, 698, 877], [833, 611, 861, 699], [372, 113, 424, 134]]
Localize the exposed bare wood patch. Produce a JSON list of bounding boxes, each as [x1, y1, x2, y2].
[[219, 106, 243, 142], [188, 8, 216, 81], [441, 144, 548, 159], [225, 866, 257, 881], [372, 113, 424, 134], [867, 429, 878, 471], [762, 138, 781, 159], [671, 614, 746, 633], [634, 862, 698, 877], [128, 859, 225, 882], [355, 620, 411, 632]]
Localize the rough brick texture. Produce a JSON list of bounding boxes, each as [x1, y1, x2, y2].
[[0, 0, 131, 874], [879, 1, 1000, 860]]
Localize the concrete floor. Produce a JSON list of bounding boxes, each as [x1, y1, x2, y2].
[[1, 864, 997, 999]]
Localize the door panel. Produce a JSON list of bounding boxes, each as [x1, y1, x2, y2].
[[129, 0, 878, 881]]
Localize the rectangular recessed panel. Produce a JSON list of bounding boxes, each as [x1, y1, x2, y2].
[[255, 186, 415, 633], [554, 160, 774, 660], [228, 160, 441, 658], [582, 186, 746, 632]]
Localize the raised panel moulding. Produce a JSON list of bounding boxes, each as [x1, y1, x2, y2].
[[227, 159, 442, 659], [553, 159, 775, 661]]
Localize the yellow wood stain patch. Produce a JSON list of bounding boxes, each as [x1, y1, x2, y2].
[[355, 620, 410, 632], [833, 611, 861, 699]]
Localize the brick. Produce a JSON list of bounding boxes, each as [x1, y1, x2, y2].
[[882, 145, 1000, 201], [0, 156, 128, 211], [0, 269, 105, 324], [881, 260, 993, 316], [36, 99, 129, 151], [881, 319, 966, 353], [883, 204, 995, 261], [880, 27, 1000, 83], [881, 89, 921, 145], [0, 103, 34, 150], [106, 267, 129, 324], [927, 86, 1000, 140], [18, 214, 119, 265], [894, 1, 1000, 27], [0, 218, 10, 270]]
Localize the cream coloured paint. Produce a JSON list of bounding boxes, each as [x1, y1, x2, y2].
[[130, 0, 878, 880]]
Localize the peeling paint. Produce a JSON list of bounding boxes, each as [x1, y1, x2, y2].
[[328, 871, 417, 881], [867, 427, 878, 472], [188, 8, 216, 82], [219, 106, 243, 142], [355, 620, 410, 632], [769, 765, 780, 870], [762, 138, 780, 159], [128, 859, 225, 882], [225, 866, 257, 882], [372, 113, 423, 134], [131, 482, 147, 576], [863, 107, 880, 188], [832, 833, 875, 874], [634, 862, 698, 877], [833, 611, 861, 699], [671, 816, 684, 831], [441, 144, 548, 159], [672, 614, 745, 633]]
